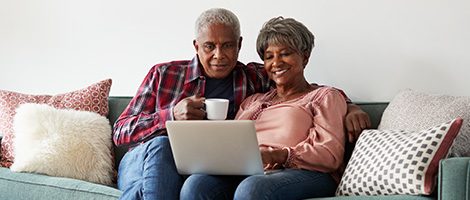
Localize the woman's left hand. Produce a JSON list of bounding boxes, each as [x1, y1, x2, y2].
[[260, 148, 288, 165]]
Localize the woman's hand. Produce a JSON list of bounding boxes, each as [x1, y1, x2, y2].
[[260, 148, 288, 165]]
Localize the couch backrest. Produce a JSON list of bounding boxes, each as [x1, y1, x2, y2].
[[108, 97, 133, 170], [343, 102, 389, 164], [107, 97, 390, 169]]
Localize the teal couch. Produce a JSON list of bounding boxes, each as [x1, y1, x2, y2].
[[0, 97, 468, 199]]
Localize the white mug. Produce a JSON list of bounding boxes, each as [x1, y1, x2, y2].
[[203, 98, 229, 120]]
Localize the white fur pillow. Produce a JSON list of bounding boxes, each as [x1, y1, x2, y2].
[[10, 103, 114, 186]]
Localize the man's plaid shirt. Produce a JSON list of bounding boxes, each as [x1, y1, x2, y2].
[[113, 56, 273, 147]]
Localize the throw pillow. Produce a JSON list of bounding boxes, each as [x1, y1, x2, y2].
[[0, 79, 112, 168], [378, 88, 470, 157], [336, 118, 462, 196], [10, 103, 114, 186]]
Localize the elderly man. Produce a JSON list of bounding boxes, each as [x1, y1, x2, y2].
[[113, 8, 370, 200]]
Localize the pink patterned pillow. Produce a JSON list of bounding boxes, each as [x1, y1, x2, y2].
[[0, 79, 112, 168]]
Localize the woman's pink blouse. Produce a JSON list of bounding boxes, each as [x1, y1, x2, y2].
[[235, 86, 347, 182]]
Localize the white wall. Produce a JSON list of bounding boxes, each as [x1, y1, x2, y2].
[[1, 0, 469, 101]]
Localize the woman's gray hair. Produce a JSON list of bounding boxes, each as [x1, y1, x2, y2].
[[256, 16, 315, 60], [195, 8, 241, 39]]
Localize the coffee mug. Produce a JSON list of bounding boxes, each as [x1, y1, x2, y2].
[[203, 98, 229, 120]]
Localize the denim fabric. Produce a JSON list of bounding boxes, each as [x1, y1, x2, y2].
[[180, 169, 337, 200], [181, 174, 247, 200], [117, 136, 184, 200]]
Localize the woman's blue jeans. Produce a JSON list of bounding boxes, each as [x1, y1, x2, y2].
[[117, 136, 184, 200], [180, 169, 338, 200]]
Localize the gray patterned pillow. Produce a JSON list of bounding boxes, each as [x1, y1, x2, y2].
[[336, 118, 462, 196], [379, 89, 470, 157]]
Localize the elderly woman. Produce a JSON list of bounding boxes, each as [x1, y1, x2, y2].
[[180, 17, 347, 200]]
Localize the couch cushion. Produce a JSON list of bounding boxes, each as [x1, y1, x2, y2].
[[0, 167, 121, 200], [336, 118, 462, 196], [438, 157, 470, 200], [0, 79, 112, 168]]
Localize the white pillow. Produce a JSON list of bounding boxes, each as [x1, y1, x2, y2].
[[336, 118, 462, 196], [379, 89, 470, 157], [10, 103, 114, 186]]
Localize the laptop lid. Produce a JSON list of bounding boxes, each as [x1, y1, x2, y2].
[[166, 120, 264, 175]]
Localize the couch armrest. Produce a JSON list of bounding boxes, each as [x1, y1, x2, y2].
[[438, 157, 470, 200]]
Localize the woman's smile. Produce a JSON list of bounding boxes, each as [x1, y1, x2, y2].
[[273, 68, 289, 75]]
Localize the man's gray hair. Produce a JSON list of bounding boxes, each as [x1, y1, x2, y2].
[[256, 16, 315, 60], [195, 8, 241, 39]]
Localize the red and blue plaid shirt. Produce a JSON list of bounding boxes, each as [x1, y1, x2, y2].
[[113, 56, 274, 146]]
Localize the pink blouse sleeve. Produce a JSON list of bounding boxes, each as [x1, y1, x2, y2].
[[286, 89, 347, 173]]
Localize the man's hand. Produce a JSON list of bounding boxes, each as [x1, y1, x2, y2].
[[345, 104, 371, 142], [173, 95, 206, 120]]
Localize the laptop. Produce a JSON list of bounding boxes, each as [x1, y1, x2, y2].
[[165, 120, 264, 175]]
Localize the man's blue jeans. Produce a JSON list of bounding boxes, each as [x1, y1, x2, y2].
[[117, 136, 184, 200]]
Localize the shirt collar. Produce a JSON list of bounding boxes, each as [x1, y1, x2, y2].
[[185, 55, 204, 84]]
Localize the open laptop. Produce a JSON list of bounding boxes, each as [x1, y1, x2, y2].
[[165, 120, 264, 175]]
